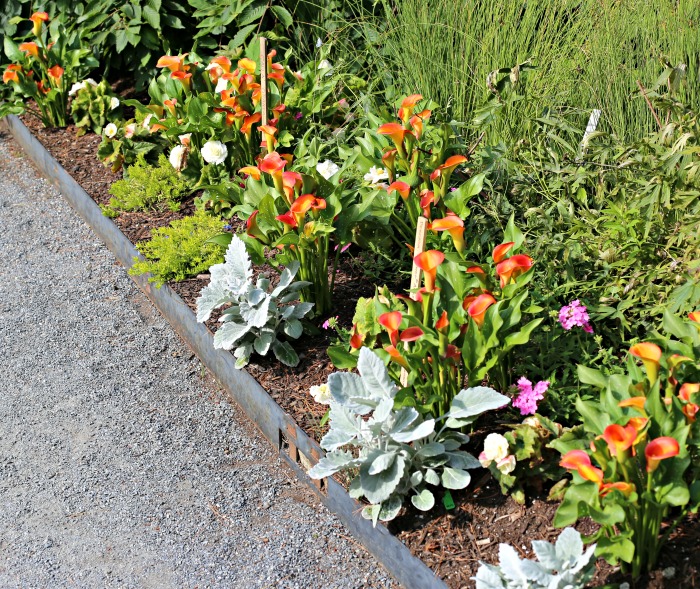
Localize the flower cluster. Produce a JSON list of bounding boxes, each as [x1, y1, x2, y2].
[[512, 377, 550, 415], [479, 433, 516, 474], [558, 299, 593, 333]]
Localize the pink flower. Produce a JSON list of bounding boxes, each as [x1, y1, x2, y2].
[[295, 112, 303, 120], [558, 300, 593, 333], [512, 377, 549, 416]]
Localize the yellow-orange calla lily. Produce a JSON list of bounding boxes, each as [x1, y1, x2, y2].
[[468, 293, 496, 328], [170, 70, 192, 91], [398, 94, 423, 123], [378, 311, 402, 346], [378, 122, 411, 156], [414, 250, 444, 293], [47, 65, 63, 82], [156, 54, 187, 72], [430, 214, 465, 254], [559, 450, 603, 485], [387, 181, 410, 201], [629, 342, 662, 384], [30, 11, 49, 36], [239, 166, 261, 181], [645, 437, 679, 472], [3, 65, 21, 84], [492, 242, 515, 263], [601, 423, 637, 457], [19, 42, 40, 59], [495, 254, 533, 288]]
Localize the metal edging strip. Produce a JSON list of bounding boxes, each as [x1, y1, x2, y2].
[[2, 114, 448, 589]]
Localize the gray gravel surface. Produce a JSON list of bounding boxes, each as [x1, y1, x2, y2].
[[0, 131, 394, 589]]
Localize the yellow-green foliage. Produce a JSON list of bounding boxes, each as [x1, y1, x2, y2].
[[103, 154, 188, 216], [129, 211, 226, 286]]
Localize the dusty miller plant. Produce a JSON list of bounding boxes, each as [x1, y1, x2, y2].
[[309, 347, 510, 525], [473, 527, 596, 589], [196, 234, 313, 368]]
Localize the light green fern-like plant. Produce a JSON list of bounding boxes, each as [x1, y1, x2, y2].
[[102, 154, 189, 217], [129, 211, 225, 286], [196, 235, 314, 368]]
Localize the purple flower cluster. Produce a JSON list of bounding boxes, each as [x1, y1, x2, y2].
[[512, 377, 549, 415], [558, 300, 593, 333]]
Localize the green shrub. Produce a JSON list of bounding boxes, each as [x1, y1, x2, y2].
[[103, 154, 189, 216], [129, 211, 226, 285]]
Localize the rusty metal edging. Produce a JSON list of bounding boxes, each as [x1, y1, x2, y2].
[[2, 114, 447, 589]]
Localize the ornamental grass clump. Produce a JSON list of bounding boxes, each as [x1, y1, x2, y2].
[[551, 311, 700, 577]]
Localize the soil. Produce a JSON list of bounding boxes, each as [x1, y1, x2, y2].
[[14, 112, 700, 589]]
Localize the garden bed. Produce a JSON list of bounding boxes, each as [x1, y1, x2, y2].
[[7, 115, 700, 589]]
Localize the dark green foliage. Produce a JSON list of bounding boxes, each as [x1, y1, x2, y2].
[[129, 211, 226, 285], [103, 154, 189, 216]]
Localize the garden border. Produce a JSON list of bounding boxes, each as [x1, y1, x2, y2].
[[1, 114, 448, 589]]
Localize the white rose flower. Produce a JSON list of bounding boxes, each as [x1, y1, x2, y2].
[[496, 455, 516, 475], [124, 123, 136, 138], [104, 123, 118, 139], [109, 96, 120, 110], [316, 159, 340, 180], [85, 78, 98, 87], [68, 81, 86, 96], [482, 433, 510, 463], [363, 166, 389, 185], [214, 77, 228, 94], [201, 140, 228, 165], [310, 383, 331, 405], [169, 144, 187, 171], [316, 38, 323, 48]]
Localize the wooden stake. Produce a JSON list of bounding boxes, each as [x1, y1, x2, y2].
[[259, 36, 269, 126], [636, 80, 662, 130], [401, 217, 429, 387]]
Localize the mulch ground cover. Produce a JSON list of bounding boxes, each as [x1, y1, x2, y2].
[[15, 112, 700, 589]]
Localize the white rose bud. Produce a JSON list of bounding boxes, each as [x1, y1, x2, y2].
[[142, 113, 154, 129], [104, 123, 118, 139], [482, 433, 510, 463], [124, 123, 136, 138], [169, 144, 187, 171], [201, 140, 228, 165], [110, 96, 120, 110], [310, 383, 331, 405]]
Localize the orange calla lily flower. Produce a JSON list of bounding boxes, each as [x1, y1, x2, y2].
[[163, 98, 177, 116], [206, 55, 231, 81], [171, 70, 192, 90], [241, 112, 262, 137], [349, 324, 364, 349], [258, 124, 278, 153], [239, 166, 261, 181], [384, 345, 409, 369], [156, 54, 187, 72], [409, 109, 431, 138], [378, 122, 411, 155], [47, 65, 63, 82], [238, 58, 256, 75], [378, 311, 402, 346], [468, 293, 496, 328], [387, 181, 411, 200], [276, 212, 298, 229], [419, 189, 436, 219], [413, 250, 444, 293], [679, 383, 700, 402], [435, 310, 449, 332], [430, 214, 465, 254], [259, 152, 287, 174], [618, 396, 647, 412], [289, 194, 326, 225], [602, 423, 637, 457], [629, 342, 662, 383], [398, 93, 423, 122], [30, 11, 49, 36], [492, 242, 515, 263], [400, 326, 424, 342], [600, 481, 635, 497], [246, 210, 265, 240], [495, 254, 533, 288], [559, 450, 603, 485], [3, 65, 21, 84], [689, 311, 700, 323], [645, 437, 679, 472], [683, 403, 699, 422], [19, 42, 40, 58], [430, 154, 468, 182]]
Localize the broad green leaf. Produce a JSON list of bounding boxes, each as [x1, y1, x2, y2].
[[411, 489, 435, 511]]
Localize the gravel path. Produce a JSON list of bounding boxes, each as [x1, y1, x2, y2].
[[0, 130, 393, 589]]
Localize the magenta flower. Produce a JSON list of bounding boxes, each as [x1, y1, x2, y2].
[[558, 300, 593, 333], [512, 377, 549, 415]]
